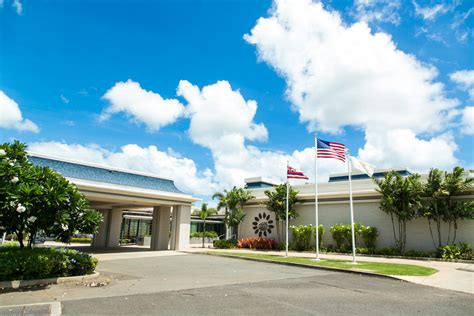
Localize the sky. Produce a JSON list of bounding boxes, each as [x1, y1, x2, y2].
[[0, 0, 473, 204]]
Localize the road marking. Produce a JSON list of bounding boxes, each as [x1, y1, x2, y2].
[[0, 302, 61, 315]]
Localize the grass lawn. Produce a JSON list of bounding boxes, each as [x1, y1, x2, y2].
[[211, 252, 438, 276]]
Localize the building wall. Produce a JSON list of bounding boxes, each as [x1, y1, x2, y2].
[[241, 199, 474, 251]]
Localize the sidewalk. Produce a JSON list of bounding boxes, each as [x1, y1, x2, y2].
[[185, 247, 474, 294]]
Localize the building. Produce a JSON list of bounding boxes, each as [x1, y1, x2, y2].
[[29, 153, 198, 251], [241, 170, 474, 251]]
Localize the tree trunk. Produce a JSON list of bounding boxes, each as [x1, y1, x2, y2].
[[447, 221, 452, 245], [428, 219, 437, 249], [453, 221, 458, 244], [202, 219, 206, 248], [224, 208, 229, 239], [390, 213, 397, 246], [275, 219, 280, 243], [18, 231, 24, 249]]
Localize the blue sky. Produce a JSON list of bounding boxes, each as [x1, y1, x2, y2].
[[0, 0, 473, 202]]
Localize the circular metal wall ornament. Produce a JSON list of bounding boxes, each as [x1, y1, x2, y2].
[[252, 212, 274, 237]]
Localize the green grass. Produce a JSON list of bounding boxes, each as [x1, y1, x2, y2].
[[212, 252, 438, 276]]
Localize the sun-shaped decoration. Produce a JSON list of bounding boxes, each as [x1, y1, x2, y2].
[[252, 212, 274, 237]]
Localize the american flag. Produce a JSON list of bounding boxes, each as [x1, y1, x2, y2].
[[317, 139, 346, 162], [287, 166, 309, 180]]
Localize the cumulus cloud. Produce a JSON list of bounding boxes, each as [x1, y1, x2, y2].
[[244, 0, 459, 171], [28, 142, 217, 196], [460, 106, 474, 135], [100, 80, 185, 131], [0, 91, 39, 133], [353, 0, 401, 25], [450, 69, 474, 99]]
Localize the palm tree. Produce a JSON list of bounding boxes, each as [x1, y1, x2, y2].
[[212, 187, 254, 240], [441, 167, 473, 244], [193, 203, 217, 248], [374, 171, 423, 254]]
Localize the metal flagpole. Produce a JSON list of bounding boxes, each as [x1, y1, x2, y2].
[[314, 134, 320, 260], [347, 150, 357, 263], [285, 160, 289, 257]]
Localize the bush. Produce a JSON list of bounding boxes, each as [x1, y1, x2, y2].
[[190, 231, 218, 238], [330, 223, 353, 252], [69, 237, 92, 244], [330, 223, 379, 252], [237, 237, 278, 250], [438, 243, 472, 260], [213, 239, 236, 249], [359, 226, 378, 249], [0, 247, 98, 281], [290, 224, 324, 251]]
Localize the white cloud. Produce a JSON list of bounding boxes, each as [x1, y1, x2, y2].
[[412, 1, 451, 21], [12, 0, 21, 15], [60, 94, 70, 104], [0, 90, 39, 133], [353, 0, 401, 25], [245, 0, 459, 172], [450, 69, 474, 99], [177, 80, 268, 149], [28, 142, 218, 196], [100, 80, 185, 132], [460, 106, 474, 135]]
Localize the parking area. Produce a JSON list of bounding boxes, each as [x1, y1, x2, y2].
[[1, 252, 472, 315]]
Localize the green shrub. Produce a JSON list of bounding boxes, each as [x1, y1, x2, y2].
[[289, 224, 324, 251], [190, 231, 218, 238], [330, 223, 353, 252], [69, 237, 92, 244], [438, 243, 472, 260], [373, 247, 400, 256], [359, 226, 378, 249], [213, 239, 236, 249], [0, 247, 98, 281]]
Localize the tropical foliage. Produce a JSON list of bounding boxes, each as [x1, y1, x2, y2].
[[421, 167, 474, 248], [236, 237, 278, 250], [192, 203, 218, 247], [263, 184, 300, 242], [0, 246, 97, 281], [0, 141, 103, 249], [374, 171, 423, 255], [212, 186, 254, 240], [289, 224, 324, 251]]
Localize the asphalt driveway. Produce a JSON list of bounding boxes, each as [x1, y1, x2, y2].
[[1, 252, 472, 315]]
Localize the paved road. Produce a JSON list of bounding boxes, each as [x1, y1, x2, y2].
[[1, 253, 472, 315]]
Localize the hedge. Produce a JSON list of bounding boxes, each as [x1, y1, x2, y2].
[[0, 247, 98, 281]]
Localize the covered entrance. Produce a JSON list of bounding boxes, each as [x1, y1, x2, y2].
[[29, 153, 198, 251]]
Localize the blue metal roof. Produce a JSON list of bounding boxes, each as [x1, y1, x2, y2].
[[245, 181, 275, 189], [29, 156, 185, 194]]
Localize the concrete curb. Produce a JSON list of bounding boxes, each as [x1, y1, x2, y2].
[[0, 272, 100, 290], [199, 252, 408, 282]]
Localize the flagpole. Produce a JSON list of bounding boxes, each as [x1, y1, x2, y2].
[[285, 160, 289, 257], [314, 134, 320, 260], [347, 151, 357, 264]]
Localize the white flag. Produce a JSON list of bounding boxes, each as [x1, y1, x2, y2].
[[350, 156, 375, 177]]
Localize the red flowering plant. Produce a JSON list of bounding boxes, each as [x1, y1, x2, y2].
[[237, 237, 278, 250]]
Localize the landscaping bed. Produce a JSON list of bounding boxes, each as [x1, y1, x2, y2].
[[210, 251, 438, 276], [0, 246, 98, 282]]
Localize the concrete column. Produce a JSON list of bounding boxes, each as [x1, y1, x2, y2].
[[107, 208, 124, 248], [169, 207, 177, 250], [151, 206, 172, 250], [92, 209, 111, 248], [172, 204, 191, 251]]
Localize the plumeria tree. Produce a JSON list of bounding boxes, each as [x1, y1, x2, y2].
[[0, 141, 103, 249]]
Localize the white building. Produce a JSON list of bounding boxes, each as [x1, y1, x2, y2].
[[29, 153, 198, 251], [241, 170, 474, 251]]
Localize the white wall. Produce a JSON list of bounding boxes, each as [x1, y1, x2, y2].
[[241, 200, 474, 251]]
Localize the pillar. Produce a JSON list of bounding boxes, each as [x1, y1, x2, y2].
[[92, 209, 111, 248], [172, 204, 191, 251], [151, 206, 171, 250], [107, 208, 124, 248]]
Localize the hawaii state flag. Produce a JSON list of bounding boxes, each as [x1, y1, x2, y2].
[[287, 165, 309, 180]]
